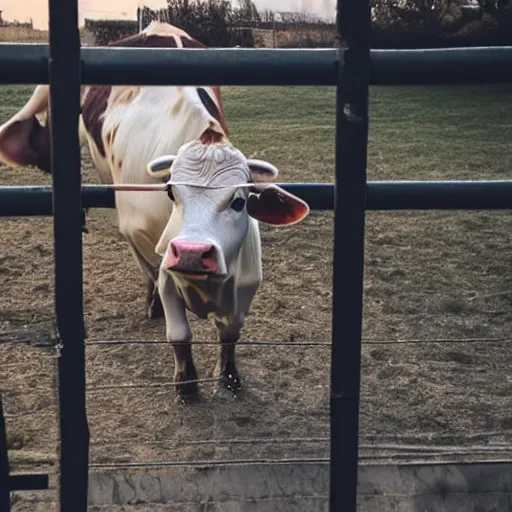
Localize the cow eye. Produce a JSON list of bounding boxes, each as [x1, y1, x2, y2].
[[230, 197, 246, 212]]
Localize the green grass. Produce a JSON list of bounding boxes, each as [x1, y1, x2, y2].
[[221, 84, 512, 183], [1, 84, 511, 185]]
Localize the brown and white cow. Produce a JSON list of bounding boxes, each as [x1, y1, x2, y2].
[[0, 22, 309, 400]]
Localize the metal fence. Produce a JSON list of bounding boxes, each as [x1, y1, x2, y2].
[[1, 0, 512, 510]]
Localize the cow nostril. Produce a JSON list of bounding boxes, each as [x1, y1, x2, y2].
[[171, 243, 180, 258], [200, 245, 217, 271], [202, 246, 215, 260]]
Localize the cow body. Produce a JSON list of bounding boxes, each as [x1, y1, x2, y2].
[[0, 22, 309, 400], [0, 22, 229, 319]]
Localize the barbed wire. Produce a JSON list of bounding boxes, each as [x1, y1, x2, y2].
[[364, 429, 512, 440], [87, 377, 222, 391], [13, 455, 512, 470], [87, 453, 512, 470], [1, 386, 55, 395], [88, 437, 512, 453], [85, 337, 512, 347], [2, 334, 511, 347], [9, 454, 511, 470]]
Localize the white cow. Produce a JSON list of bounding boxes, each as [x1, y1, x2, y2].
[[0, 22, 310, 400]]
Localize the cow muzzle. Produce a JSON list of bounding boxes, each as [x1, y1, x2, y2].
[[164, 240, 221, 277]]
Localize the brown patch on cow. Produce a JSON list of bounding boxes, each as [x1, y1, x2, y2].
[[81, 86, 111, 157], [106, 124, 119, 148], [109, 33, 179, 48], [196, 88, 230, 137], [110, 86, 141, 107], [200, 126, 226, 145], [180, 37, 206, 49], [212, 87, 229, 136], [211, 87, 229, 136]]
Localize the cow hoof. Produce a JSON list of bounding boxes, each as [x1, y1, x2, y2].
[[175, 366, 199, 403], [221, 362, 242, 395], [175, 383, 199, 404], [177, 391, 200, 405]]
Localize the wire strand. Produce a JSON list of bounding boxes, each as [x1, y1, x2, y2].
[[88, 454, 512, 470], [88, 437, 512, 453], [85, 337, 512, 347], [87, 377, 222, 391]]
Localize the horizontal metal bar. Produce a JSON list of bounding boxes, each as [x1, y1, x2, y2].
[[0, 46, 337, 86], [371, 47, 512, 85], [1, 181, 512, 217], [0, 45, 512, 85], [366, 180, 512, 210], [9, 473, 49, 491]]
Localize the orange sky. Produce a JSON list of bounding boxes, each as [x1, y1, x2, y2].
[[1, 0, 335, 30]]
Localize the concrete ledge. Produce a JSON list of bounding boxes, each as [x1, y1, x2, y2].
[[88, 460, 512, 511]]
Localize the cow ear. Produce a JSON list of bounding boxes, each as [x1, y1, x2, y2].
[[247, 185, 309, 226], [247, 159, 279, 183], [146, 154, 177, 179], [0, 116, 51, 173]]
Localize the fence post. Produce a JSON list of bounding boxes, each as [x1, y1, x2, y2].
[[48, 0, 89, 510], [0, 396, 9, 512], [330, 0, 371, 510]]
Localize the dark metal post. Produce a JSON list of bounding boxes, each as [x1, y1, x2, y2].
[[48, 0, 89, 510], [330, 0, 370, 510], [0, 396, 9, 512]]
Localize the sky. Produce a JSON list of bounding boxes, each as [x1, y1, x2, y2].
[[0, 0, 336, 30]]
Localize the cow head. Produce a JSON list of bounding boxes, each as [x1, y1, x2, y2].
[[112, 132, 309, 280]]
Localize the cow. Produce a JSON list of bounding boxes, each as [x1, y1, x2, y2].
[[0, 22, 310, 400]]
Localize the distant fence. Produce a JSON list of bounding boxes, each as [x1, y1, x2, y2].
[[84, 18, 254, 47], [83, 17, 512, 50], [0, 20, 33, 29]]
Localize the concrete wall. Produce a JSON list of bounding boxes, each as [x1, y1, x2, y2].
[[87, 461, 512, 511]]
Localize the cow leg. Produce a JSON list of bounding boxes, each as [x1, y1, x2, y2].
[[129, 244, 162, 320], [116, 195, 170, 320], [214, 320, 242, 394], [146, 278, 164, 319], [121, 229, 164, 320], [158, 271, 198, 402]]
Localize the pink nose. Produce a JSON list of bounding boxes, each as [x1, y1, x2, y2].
[[165, 241, 218, 274]]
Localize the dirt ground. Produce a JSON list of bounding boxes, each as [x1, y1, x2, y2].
[[2, 85, 512, 509]]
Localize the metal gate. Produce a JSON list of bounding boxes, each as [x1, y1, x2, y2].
[[1, 0, 512, 510]]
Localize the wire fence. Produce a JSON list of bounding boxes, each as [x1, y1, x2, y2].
[[84, 337, 512, 346], [4, 336, 512, 347], [87, 453, 512, 470]]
